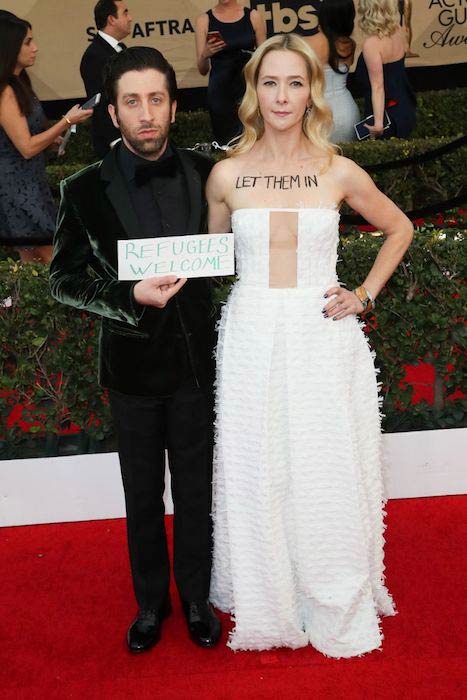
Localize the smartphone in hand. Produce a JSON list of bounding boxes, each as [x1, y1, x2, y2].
[[207, 30, 224, 43], [58, 94, 100, 156], [354, 110, 391, 140], [80, 92, 101, 110]]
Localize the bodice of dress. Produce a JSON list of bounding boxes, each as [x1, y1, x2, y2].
[[323, 64, 350, 97], [207, 8, 255, 108], [231, 208, 340, 289], [207, 8, 255, 64], [355, 54, 415, 110]]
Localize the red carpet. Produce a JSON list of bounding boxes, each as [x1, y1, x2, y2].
[[1, 496, 465, 699]]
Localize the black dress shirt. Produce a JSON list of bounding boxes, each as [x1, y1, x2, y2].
[[117, 142, 188, 238]]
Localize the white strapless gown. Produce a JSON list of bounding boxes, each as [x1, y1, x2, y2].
[[210, 208, 395, 658]]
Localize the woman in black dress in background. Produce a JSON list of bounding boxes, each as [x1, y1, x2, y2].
[[355, 0, 416, 139], [0, 12, 92, 263], [195, 1, 266, 145]]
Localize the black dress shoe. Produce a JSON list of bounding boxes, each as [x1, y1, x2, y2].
[[127, 599, 171, 653], [181, 600, 221, 648]]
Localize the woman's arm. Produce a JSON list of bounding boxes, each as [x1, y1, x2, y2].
[[323, 157, 413, 319], [362, 38, 385, 137], [206, 161, 232, 234], [194, 13, 226, 76], [250, 9, 267, 47], [0, 86, 92, 160]]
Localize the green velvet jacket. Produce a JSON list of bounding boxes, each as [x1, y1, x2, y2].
[[49, 144, 217, 396]]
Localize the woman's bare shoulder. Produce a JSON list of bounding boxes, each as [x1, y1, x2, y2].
[[210, 156, 239, 177], [195, 13, 209, 28], [212, 153, 253, 175], [0, 85, 16, 107], [362, 35, 382, 51], [0, 85, 20, 118], [330, 154, 366, 180]]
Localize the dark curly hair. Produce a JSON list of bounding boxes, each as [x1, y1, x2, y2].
[[104, 46, 177, 106], [318, 0, 356, 74]]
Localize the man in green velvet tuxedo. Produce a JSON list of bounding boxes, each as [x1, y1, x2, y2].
[[50, 47, 221, 652]]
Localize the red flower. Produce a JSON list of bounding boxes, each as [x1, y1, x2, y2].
[[357, 224, 377, 233], [400, 363, 435, 405], [448, 389, 466, 401]]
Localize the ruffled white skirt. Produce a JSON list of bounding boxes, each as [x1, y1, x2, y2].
[[210, 283, 395, 658]]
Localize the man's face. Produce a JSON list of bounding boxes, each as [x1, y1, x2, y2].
[[108, 1, 132, 40], [109, 69, 176, 160]]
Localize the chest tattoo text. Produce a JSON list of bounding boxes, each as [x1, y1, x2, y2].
[[235, 174, 318, 190]]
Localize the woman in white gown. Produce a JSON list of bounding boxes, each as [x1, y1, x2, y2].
[[207, 33, 413, 658]]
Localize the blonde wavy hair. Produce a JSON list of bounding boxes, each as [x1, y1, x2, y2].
[[358, 0, 400, 38], [229, 33, 336, 161]]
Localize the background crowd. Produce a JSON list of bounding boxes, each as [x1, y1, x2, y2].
[[1, 0, 419, 262]]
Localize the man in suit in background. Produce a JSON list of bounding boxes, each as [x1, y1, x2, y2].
[[80, 0, 132, 157], [51, 47, 221, 653]]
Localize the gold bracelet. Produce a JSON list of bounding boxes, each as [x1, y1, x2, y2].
[[62, 115, 72, 126], [354, 285, 374, 314]]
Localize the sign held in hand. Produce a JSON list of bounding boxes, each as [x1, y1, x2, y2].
[[118, 232, 234, 280]]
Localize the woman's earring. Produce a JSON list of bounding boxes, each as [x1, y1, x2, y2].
[[304, 104, 312, 117]]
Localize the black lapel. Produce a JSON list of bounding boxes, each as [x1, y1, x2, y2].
[[100, 145, 140, 238], [94, 33, 118, 56], [176, 149, 202, 234]]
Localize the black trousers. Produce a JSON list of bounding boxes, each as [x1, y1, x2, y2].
[[109, 379, 214, 610]]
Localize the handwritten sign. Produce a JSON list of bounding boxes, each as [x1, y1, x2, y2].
[[118, 233, 234, 280]]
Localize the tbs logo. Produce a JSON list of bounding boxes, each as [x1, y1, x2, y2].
[[250, 1, 320, 36]]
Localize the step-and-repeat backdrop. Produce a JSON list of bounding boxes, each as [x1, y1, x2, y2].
[[2, 1, 465, 99]]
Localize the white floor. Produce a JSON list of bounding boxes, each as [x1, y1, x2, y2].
[[0, 428, 465, 527]]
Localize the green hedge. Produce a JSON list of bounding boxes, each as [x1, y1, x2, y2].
[[411, 88, 467, 139], [0, 260, 113, 458], [340, 226, 466, 432], [55, 87, 467, 166], [340, 137, 466, 213], [42, 87, 466, 221], [1, 226, 465, 458], [46, 136, 467, 216]]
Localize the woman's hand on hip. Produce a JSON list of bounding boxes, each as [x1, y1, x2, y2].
[[322, 286, 364, 320]]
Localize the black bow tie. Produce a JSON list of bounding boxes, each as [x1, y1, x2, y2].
[[134, 155, 177, 187], [117, 42, 127, 50]]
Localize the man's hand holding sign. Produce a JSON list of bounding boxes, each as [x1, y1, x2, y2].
[[133, 275, 187, 309], [119, 232, 235, 309]]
